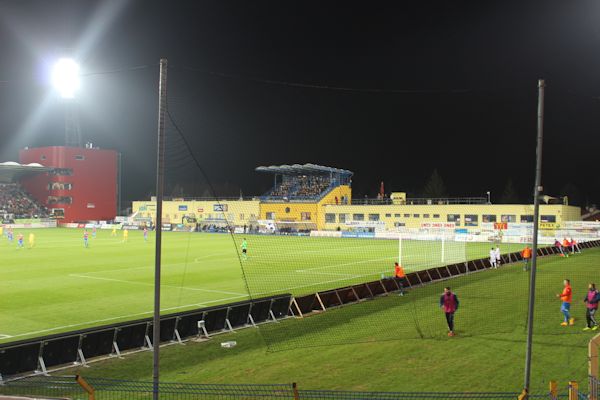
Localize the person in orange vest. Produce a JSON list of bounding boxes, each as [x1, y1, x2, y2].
[[562, 238, 571, 257], [521, 245, 533, 271], [556, 279, 574, 326], [394, 262, 406, 296]]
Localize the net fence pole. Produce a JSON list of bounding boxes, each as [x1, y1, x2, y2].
[[153, 58, 168, 400], [523, 78, 545, 394], [398, 231, 402, 266]]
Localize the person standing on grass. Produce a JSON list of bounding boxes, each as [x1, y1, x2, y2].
[[16, 233, 24, 249], [143, 226, 148, 242], [122, 228, 128, 243], [495, 246, 501, 267], [556, 279, 574, 326], [490, 247, 497, 269], [83, 230, 89, 248], [92, 226, 97, 238], [241, 238, 248, 260], [28, 232, 35, 249], [440, 287, 459, 336], [555, 239, 566, 257], [521, 245, 532, 271], [583, 283, 600, 331], [394, 262, 406, 296]]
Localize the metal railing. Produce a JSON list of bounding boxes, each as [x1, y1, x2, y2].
[[350, 197, 488, 206]]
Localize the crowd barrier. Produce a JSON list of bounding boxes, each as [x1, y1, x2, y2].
[[0, 294, 291, 380]]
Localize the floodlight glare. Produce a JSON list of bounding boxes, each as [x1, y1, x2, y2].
[[52, 58, 80, 99]]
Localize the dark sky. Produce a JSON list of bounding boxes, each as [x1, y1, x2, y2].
[[1, 1, 600, 205]]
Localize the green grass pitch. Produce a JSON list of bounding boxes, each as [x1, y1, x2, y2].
[[63, 246, 599, 393], [1, 228, 521, 343], [2, 227, 597, 392]]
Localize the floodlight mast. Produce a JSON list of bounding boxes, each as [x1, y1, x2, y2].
[[523, 79, 545, 398], [52, 58, 82, 147], [152, 58, 168, 400]]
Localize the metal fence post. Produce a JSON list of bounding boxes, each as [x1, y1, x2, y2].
[[549, 380, 558, 400], [568, 381, 578, 400], [292, 382, 299, 400]]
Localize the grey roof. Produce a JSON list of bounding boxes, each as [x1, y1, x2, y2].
[[255, 163, 353, 176], [0, 162, 53, 183]]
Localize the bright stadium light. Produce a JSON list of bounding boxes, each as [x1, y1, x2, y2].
[[51, 58, 80, 99]]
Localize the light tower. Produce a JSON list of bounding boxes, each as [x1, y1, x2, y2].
[[52, 58, 82, 147]]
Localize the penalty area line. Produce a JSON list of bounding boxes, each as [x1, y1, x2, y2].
[[69, 274, 246, 296], [5, 294, 249, 340]]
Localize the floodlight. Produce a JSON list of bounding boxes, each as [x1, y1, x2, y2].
[[52, 58, 80, 99]]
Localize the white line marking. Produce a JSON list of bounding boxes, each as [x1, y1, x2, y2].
[[295, 270, 357, 277], [3, 295, 249, 340], [296, 256, 396, 272], [69, 274, 245, 296], [0, 334, 13, 339]]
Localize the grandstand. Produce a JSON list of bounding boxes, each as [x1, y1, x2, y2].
[[0, 162, 53, 220], [257, 163, 352, 202]]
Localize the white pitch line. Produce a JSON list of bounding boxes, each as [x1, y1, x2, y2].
[[69, 274, 245, 296], [3, 294, 250, 340], [0, 334, 13, 339], [295, 270, 357, 277], [296, 256, 397, 272]]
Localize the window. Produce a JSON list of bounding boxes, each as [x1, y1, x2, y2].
[[385, 213, 392, 218], [266, 212, 275, 220], [87, 203, 95, 209], [353, 213, 364, 221], [482, 214, 497, 223], [501, 214, 516, 223], [433, 214, 440, 218], [404, 213, 410, 218], [75, 155, 85, 160], [394, 213, 401, 218], [541, 215, 557, 223], [520, 215, 534, 223], [48, 182, 73, 190], [423, 214, 430, 218], [447, 214, 461, 225], [394, 222, 406, 227], [301, 212, 311, 221], [369, 214, 380, 221], [41, 155, 46, 161], [413, 214, 420, 218], [338, 214, 347, 223], [50, 168, 73, 176], [325, 213, 336, 223], [464, 214, 478, 226], [47, 196, 72, 205]]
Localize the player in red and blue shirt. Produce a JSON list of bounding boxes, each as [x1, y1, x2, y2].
[[143, 227, 148, 242], [83, 230, 89, 248]]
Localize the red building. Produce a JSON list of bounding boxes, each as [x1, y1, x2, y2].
[[19, 146, 119, 222]]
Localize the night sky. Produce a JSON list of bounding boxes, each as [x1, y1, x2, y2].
[[1, 1, 600, 206]]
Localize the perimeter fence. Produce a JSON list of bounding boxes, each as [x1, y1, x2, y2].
[[0, 375, 572, 400]]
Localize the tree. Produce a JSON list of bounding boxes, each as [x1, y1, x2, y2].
[[499, 179, 519, 204], [422, 169, 447, 198]]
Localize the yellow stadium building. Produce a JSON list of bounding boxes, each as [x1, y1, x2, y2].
[[131, 164, 580, 232]]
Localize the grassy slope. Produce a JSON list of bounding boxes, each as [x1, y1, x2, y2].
[[65, 249, 599, 393], [0, 228, 521, 343]]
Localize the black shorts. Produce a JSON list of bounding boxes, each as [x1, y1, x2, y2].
[[242, 249, 247, 254]]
